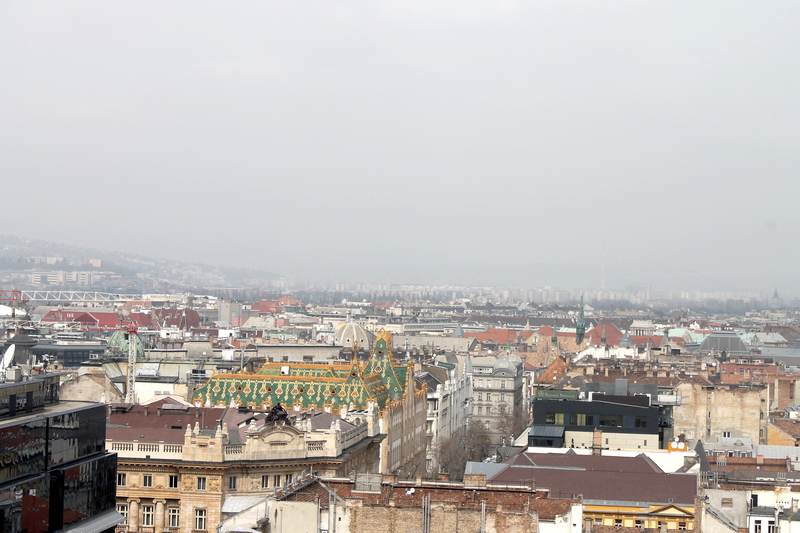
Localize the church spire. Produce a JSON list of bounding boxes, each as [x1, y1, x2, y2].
[[576, 294, 586, 345]]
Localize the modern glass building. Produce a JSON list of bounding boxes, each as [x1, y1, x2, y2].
[[0, 372, 121, 533]]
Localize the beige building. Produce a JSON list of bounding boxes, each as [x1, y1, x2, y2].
[[109, 400, 383, 533], [673, 382, 769, 444]]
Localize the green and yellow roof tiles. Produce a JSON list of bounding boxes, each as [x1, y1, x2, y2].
[[193, 329, 409, 411]]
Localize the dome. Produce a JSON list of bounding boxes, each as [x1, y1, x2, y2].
[[105, 330, 145, 358], [335, 322, 370, 351], [506, 352, 522, 366], [493, 356, 516, 375]]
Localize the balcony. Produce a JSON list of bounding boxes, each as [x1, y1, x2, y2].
[[108, 440, 184, 460]]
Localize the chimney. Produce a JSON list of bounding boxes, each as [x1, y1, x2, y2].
[[463, 474, 487, 488], [592, 429, 603, 456], [604, 367, 609, 377], [144, 406, 149, 417], [437, 473, 451, 482], [756, 455, 764, 465], [157, 407, 162, 417]]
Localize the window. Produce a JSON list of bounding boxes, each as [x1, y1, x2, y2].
[[679, 522, 687, 531], [141, 505, 154, 527], [501, 380, 506, 388], [197, 477, 207, 491], [168, 507, 180, 528], [117, 504, 128, 525], [169, 475, 179, 489], [478, 379, 483, 388], [485, 421, 490, 430], [143, 474, 152, 488], [500, 393, 506, 402], [754, 521, 762, 533], [635, 520, 643, 528], [477, 393, 482, 401], [723, 431, 731, 438], [487, 380, 493, 388], [634, 416, 648, 428], [595, 519, 602, 525], [117, 473, 127, 486], [286, 473, 293, 484], [615, 519, 623, 526], [477, 406, 483, 415], [599, 414, 623, 427], [569, 413, 587, 426], [229, 476, 237, 490], [274, 474, 282, 488], [195, 509, 207, 531], [262, 475, 270, 489], [768, 521, 776, 533], [486, 393, 492, 401], [721, 498, 733, 508]]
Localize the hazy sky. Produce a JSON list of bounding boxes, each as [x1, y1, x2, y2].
[[1, 2, 799, 293]]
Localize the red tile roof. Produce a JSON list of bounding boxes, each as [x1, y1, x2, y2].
[[490, 453, 697, 505]]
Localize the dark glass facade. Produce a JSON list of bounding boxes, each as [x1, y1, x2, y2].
[[530, 398, 661, 448], [0, 376, 119, 533]]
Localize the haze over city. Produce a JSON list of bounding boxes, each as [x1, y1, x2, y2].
[[2, 2, 799, 295]]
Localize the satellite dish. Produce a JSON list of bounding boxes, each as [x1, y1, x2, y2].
[[1, 344, 15, 371]]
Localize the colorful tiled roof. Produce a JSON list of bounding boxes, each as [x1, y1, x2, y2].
[[192, 330, 411, 412]]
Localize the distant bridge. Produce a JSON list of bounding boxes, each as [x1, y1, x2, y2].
[[0, 290, 140, 304]]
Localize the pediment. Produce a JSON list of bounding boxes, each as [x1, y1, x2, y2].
[[256, 423, 302, 442], [647, 504, 693, 516]]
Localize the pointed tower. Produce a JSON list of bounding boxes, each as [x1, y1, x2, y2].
[[576, 294, 586, 345]]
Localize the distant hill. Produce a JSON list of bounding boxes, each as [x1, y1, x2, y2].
[[0, 235, 284, 290]]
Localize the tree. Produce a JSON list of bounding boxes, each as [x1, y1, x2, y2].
[[495, 405, 529, 447], [436, 422, 491, 481]]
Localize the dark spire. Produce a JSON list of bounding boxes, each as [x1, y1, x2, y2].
[[576, 294, 586, 345]]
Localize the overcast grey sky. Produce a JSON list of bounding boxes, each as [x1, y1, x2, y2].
[[1, 2, 798, 293]]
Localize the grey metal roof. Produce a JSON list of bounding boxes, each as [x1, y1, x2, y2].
[[464, 461, 507, 478], [530, 425, 565, 438], [699, 332, 750, 355], [221, 496, 264, 513], [415, 372, 442, 392]]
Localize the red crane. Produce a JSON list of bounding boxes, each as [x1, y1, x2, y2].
[[0, 290, 30, 321]]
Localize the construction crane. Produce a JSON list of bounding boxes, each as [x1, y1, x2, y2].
[[123, 324, 139, 404], [0, 290, 30, 323]]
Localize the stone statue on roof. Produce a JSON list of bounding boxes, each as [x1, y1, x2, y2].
[[265, 403, 291, 425]]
